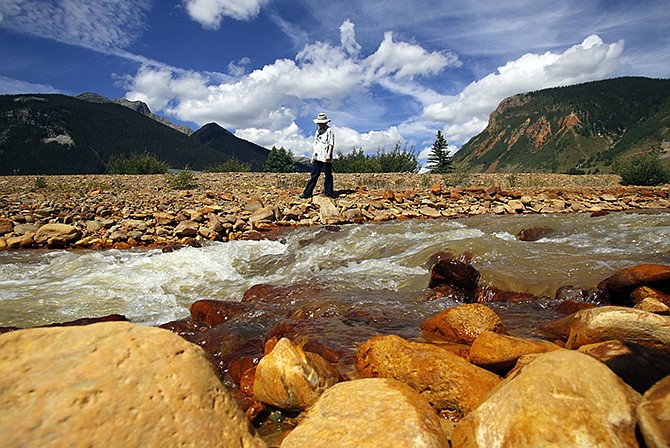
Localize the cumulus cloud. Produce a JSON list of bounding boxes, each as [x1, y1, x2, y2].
[[423, 35, 624, 145], [0, 0, 151, 52], [124, 20, 457, 146], [183, 0, 270, 29]]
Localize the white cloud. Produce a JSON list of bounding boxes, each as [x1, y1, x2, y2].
[[423, 35, 624, 145], [124, 20, 456, 135], [183, 0, 270, 29], [0, 0, 151, 52], [365, 32, 460, 81], [0, 75, 59, 94]]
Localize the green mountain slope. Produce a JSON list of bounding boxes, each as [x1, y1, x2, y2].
[[0, 94, 276, 174], [452, 77, 670, 173]]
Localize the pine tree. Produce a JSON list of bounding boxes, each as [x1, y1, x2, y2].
[[264, 146, 296, 172], [427, 130, 452, 173]]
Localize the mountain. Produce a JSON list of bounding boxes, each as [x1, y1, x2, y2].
[[0, 93, 282, 175], [452, 77, 670, 173], [191, 122, 311, 172]]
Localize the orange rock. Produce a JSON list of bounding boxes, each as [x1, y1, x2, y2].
[[598, 263, 670, 305], [419, 303, 508, 344], [356, 334, 500, 419], [253, 338, 339, 412], [469, 331, 561, 373]]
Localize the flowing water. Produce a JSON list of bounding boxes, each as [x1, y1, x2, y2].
[[1, 211, 669, 336]]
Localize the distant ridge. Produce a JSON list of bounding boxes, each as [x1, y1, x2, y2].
[[0, 93, 275, 174], [77, 93, 194, 135], [452, 77, 670, 174]]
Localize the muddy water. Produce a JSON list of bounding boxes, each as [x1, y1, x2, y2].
[[1, 210, 669, 337]]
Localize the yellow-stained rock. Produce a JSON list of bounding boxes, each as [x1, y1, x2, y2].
[[452, 350, 641, 447], [637, 375, 670, 448], [469, 330, 561, 372], [253, 337, 339, 412], [420, 303, 508, 344], [565, 306, 670, 354], [280, 378, 448, 448], [356, 334, 500, 419], [0, 322, 265, 448]]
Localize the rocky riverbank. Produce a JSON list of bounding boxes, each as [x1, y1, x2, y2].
[[1, 172, 669, 250]]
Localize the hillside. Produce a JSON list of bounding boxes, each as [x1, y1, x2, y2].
[[452, 77, 670, 173], [0, 94, 280, 175]]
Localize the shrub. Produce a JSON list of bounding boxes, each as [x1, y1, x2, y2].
[[166, 166, 196, 190], [264, 146, 296, 172], [205, 158, 252, 172], [107, 152, 170, 174], [34, 176, 47, 189], [614, 151, 670, 186], [377, 142, 421, 173]]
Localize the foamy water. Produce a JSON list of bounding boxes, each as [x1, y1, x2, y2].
[[1, 210, 669, 329]]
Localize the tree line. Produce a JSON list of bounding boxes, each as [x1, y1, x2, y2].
[[108, 131, 454, 174]]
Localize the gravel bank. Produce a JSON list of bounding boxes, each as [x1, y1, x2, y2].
[[0, 172, 668, 250]]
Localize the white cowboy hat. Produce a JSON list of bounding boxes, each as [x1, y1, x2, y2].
[[313, 113, 331, 124]]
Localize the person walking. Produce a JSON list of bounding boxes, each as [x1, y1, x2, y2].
[[300, 113, 335, 198]]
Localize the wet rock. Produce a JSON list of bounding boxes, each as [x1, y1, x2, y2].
[[631, 285, 670, 306], [598, 263, 670, 306], [469, 331, 561, 373], [0, 321, 265, 448], [253, 337, 340, 412], [419, 303, 508, 345], [516, 225, 555, 241], [428, 253, 480, 302], [475, 285, 538, 303], [190, 299, 261, 328], [565, 306, 670, 354], [554, 299, 597, 315], [637, 375, 670, 448], [451, 350, 641, 448], [280, 378, 449, 448], [578, 340, 670, 393], [635, 297, 670, 314], [243, 283, 317, 304], [33, 223, 81, 246], [356, 334, 500, 419]]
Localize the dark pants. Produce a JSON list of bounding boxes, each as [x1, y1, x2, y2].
[[303, 160, 334, 197]]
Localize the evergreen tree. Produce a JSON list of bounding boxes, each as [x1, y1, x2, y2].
[[427, 130, 452, 173], [264, 146, 296, 172]]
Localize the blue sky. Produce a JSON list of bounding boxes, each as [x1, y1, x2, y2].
[[1, 0, 669, 163]]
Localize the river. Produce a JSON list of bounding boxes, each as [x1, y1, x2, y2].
[[1, 210, 669, 335]]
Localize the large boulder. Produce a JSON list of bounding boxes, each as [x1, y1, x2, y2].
[[0, 322, 265, 448], [452, 350, 641, 447], [637, 375, 670, 448], [356, 334, 500, 419], [565, 306, 670, 354], [253, 337, 340, 412], [279, 378, 448, 448], [419, 303, 508, 344]]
